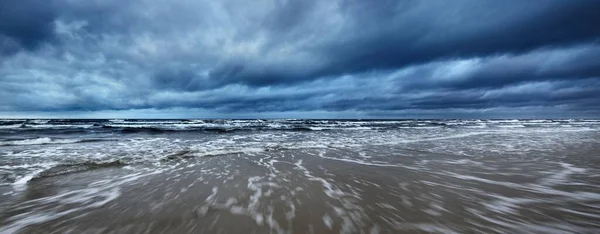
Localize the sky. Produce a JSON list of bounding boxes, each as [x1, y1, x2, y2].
[[1, 0, 600, 119]]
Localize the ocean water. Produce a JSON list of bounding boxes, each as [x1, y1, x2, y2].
[[0, 119, 599, 233]]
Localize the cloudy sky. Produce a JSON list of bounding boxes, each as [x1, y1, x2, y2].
[[1, 0, 599, 118]]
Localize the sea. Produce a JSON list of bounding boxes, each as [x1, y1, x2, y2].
[[0, 119, 599, 233]]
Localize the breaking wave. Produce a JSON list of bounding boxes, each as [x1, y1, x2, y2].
[[0, 137, 113, 146], [0, 119, 597, 134], [0, 160, 125, 186], [33, 160, 125, 180]]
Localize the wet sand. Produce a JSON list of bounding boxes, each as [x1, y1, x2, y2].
[[2, 143, 600, 233]]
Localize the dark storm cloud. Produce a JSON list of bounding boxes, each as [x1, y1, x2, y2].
[[394, 45, 600, 91], [153, 68, 211, 91], [211, 0, 600, 87], [0, 0, 61, 55], [320, 78, 600, 112], [0, 0, 599, 118]]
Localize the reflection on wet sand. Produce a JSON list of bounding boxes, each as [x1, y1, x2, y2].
[[2, 143, 600, 233]]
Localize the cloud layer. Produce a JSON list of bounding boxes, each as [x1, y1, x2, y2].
[[1, 0, 600, 118]]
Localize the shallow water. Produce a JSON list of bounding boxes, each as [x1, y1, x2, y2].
[[1, 119, 600, 233]]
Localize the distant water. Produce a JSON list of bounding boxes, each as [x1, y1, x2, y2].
[[1, 119, 600, 233]]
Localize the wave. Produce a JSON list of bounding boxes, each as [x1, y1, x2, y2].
[[1, 160, 126, 187], [106, 125, 333, 134], [0, 120, 25, 126], [1, 119, 599, 134], [0, 137, 114, 146], [114, 126, 177, 134], [162, 145, 300, 161], [32, 160, 125, 180], [3, 145, 287, 186], [0, 124, 24, 129], [0, 170, 17, 186], [497, 124, 526, 128], [3, 146, 274, 186], [106, 126, 240, 134]]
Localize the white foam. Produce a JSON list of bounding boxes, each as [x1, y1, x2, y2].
[[497, 124, 526, 128], [12, 169, 43, 191], [1, 137, 52, 146], [22, 124, 95, 129], [0, 137, 82, 146], [294, 159, 345, 198], [11, 163, 57, 191], [323, 215, 333, 229], [540, 162, 586, 186], [0, 124, 22, 129], [0, 170, 162, 233], [391, 132, 490, 144], [446, 172, 520, 187], [318, 154, 404, 168]]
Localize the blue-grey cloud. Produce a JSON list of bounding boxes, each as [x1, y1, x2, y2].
[[0, 0, 61, 55], [0, 0, 599, 118]]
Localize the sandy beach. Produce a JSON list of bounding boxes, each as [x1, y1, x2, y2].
[[1, 119, 600, 233]]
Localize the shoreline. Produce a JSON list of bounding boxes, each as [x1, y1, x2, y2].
[[2, 145, 600, 233]]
